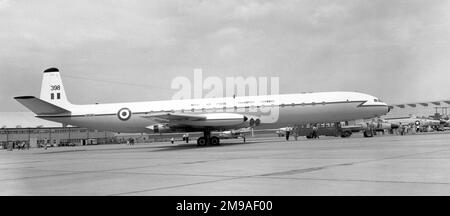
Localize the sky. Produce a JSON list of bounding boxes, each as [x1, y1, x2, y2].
[[1, 0, 450, 111]]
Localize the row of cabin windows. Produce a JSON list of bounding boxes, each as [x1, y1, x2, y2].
[[188, 99, 344, 108], [173, 102, 334, 112], [137, 100, 353, 113], [50, 93, 61, 100]]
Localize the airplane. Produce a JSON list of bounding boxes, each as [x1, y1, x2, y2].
[[14, 67, 389, 146], [218, 127, 253, 142], [275, 127, 293, 137], [384, 116, 442, 130]]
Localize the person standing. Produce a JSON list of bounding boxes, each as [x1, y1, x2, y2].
[[7, 141, 13, 151], [285, 130, 290, 141], [312, 125, 319, 139], [294, 125, 299, 141]]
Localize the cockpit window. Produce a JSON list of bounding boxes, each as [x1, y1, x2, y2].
[[374, 98, 383, 102]]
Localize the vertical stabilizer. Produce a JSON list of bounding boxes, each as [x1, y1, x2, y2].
[[40, 67, 72, 108]]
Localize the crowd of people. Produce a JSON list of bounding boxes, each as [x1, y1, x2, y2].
[[126, 138, 135, 145], [3, 141, 30, 151], [392, 123, 433, 136], [284, 124, 320, 141]]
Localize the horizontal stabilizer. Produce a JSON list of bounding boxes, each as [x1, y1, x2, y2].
[[14, 96, 71, 115]]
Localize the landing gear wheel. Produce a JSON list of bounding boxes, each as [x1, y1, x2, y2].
[[363, 130, 373, 138], [210, 136, 220, 146], [340, 131, 352, 138], [197, 137, 207, 146]]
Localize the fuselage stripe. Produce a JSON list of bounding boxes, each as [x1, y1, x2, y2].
[[37, 100, 384, 118]]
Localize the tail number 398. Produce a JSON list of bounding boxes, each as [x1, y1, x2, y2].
[[51, 85, 60, 91]]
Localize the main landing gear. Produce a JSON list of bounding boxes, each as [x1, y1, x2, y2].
[[363, 129, 374, 138], [197, 129, 220, 147]]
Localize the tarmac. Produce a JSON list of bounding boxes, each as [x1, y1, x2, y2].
[[1, 132, 450, 195]]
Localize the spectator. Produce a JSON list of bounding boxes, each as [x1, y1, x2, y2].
[[312, 125, 319, 139]]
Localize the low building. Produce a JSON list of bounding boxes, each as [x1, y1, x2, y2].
[[0, 112, 189, 149], [0, 126, 116, 149], [0, 112, 118, 149]]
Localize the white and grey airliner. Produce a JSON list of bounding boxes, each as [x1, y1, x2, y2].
[[15, 68, 390, 146]]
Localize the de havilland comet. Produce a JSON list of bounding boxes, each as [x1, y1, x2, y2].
[[15, 68, 389, 146]]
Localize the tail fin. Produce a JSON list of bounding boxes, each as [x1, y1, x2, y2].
[[39, 67, 72, 108]]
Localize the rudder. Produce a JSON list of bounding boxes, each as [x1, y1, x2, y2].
[[40, 67, 72, 108]]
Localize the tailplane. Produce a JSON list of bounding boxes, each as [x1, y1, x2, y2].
[[14, 96, 70, 115]]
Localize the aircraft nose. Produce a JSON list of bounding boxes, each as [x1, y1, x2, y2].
[[376, 102, 390, 116]]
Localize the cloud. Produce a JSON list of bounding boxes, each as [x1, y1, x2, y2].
[[0, 0, 9, 10], [233, 0, 275, 20], [1, 0, 450, 111]]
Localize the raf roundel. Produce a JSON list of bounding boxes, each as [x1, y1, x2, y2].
[[117, 108, 132, 121]]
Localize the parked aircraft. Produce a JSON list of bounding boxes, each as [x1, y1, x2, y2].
[[384, 116, 442, 129], [15, 68, 389, 146], [218, 127, 252, 142], [275, 127, 293, 137]]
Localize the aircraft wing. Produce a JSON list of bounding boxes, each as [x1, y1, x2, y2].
[[141, 112, 206, 122], [141, 112, 249, 131]]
